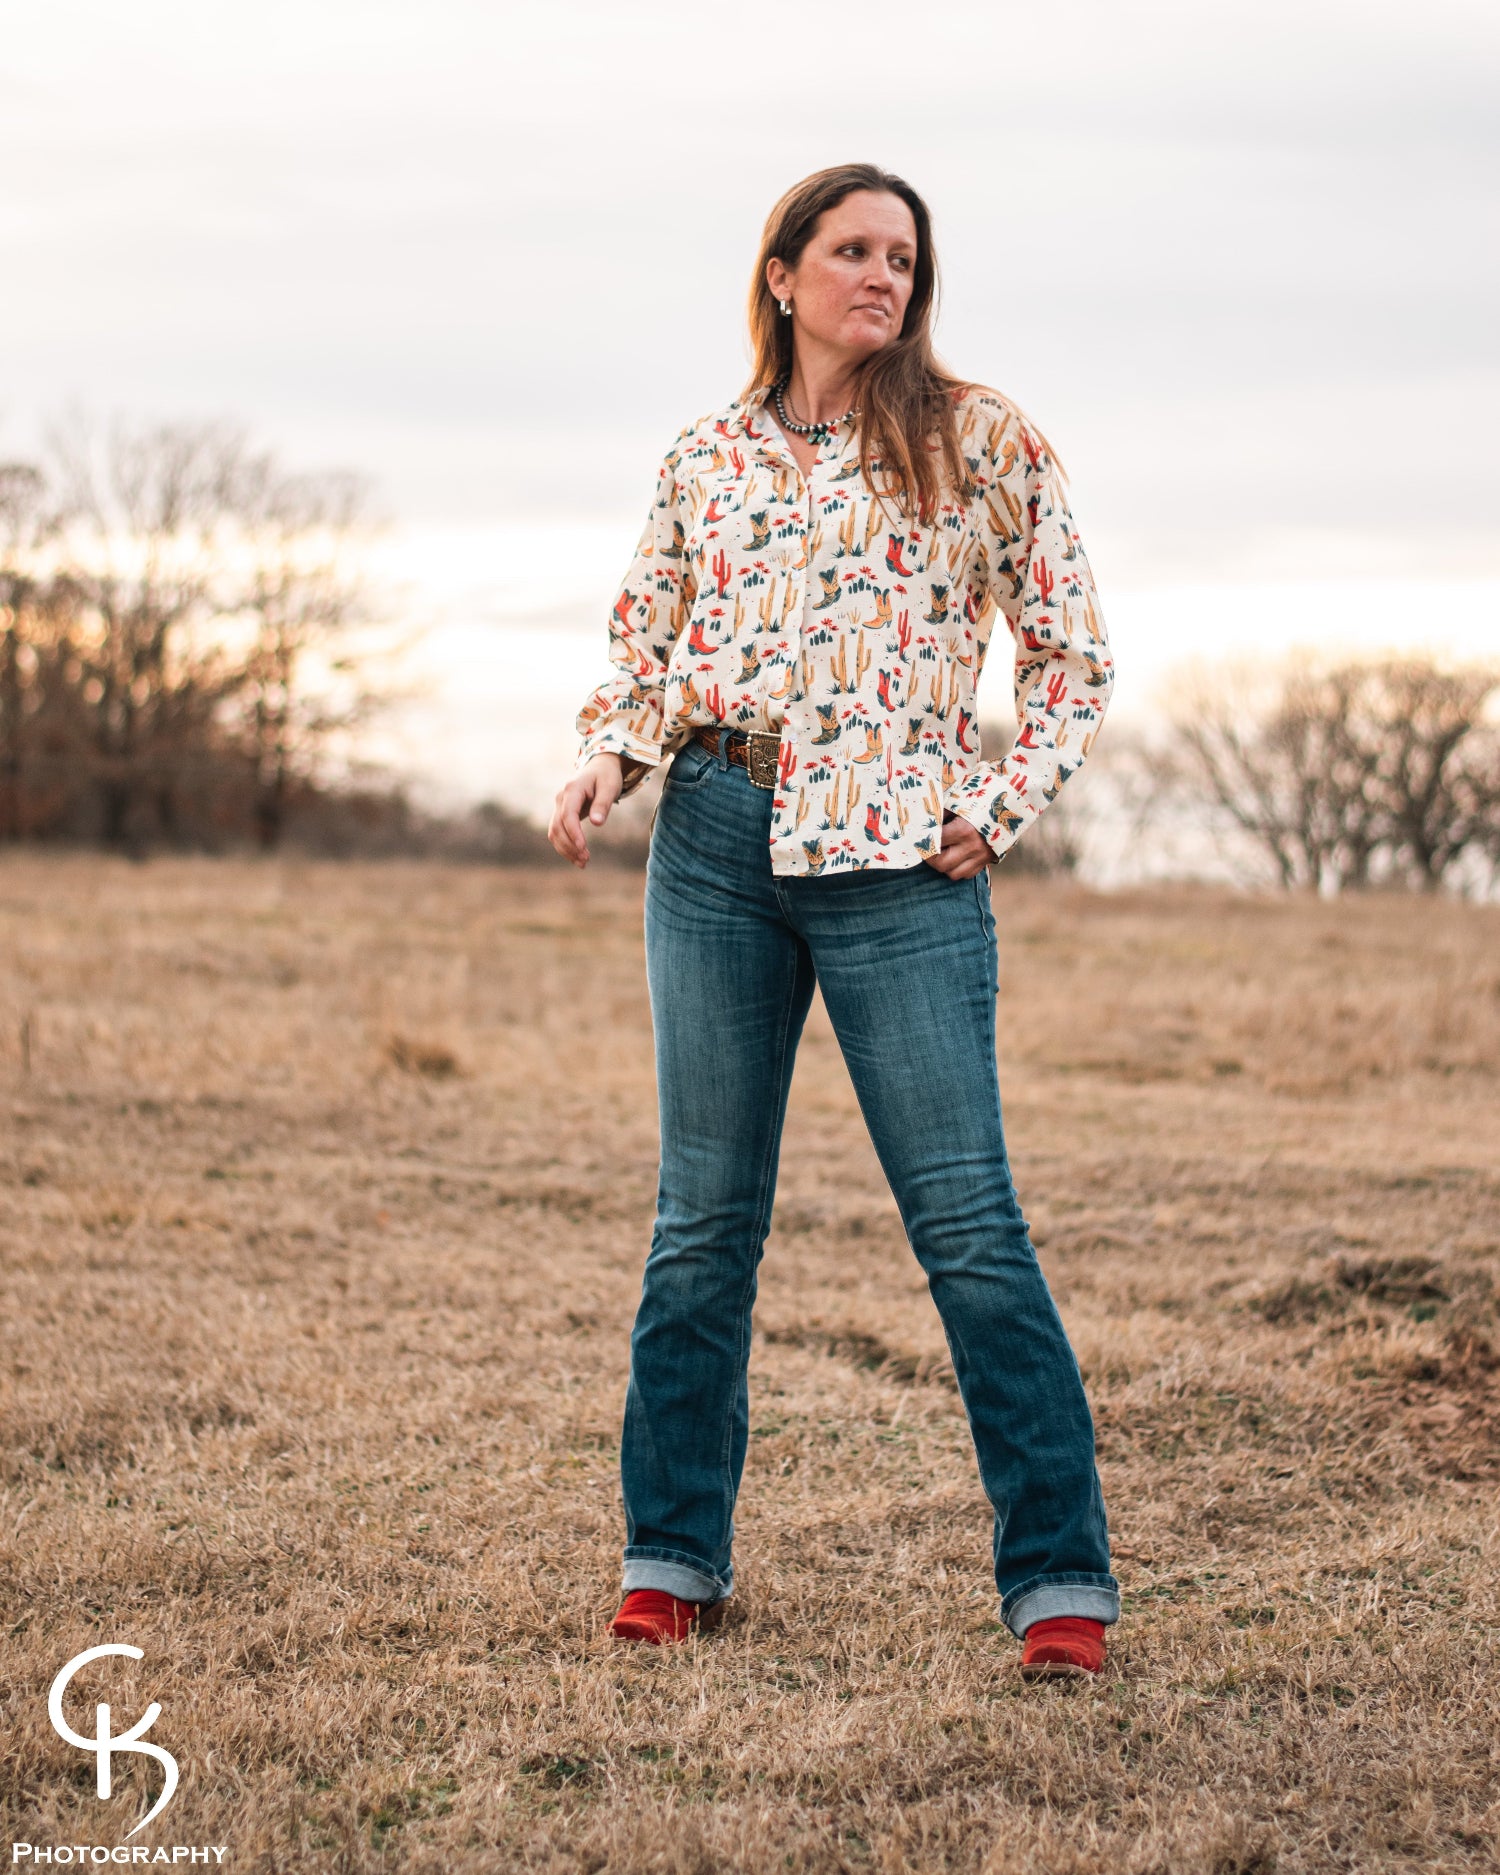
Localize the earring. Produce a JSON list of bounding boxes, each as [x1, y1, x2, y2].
[[779, 299, 791, 316]]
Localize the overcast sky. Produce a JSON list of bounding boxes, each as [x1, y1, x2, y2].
[[4, 0, 1497, 595]]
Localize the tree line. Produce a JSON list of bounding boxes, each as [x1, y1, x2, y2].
[[3, 417, 1495, 888], [1003, 652, 1500, 895]]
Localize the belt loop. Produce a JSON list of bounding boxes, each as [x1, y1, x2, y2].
[[715, 727, 731, 772]]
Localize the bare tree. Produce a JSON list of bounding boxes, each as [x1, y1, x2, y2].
[[1372, 660, 1500, 890], [47, 416, 258, 847], [227, 451, 374, 847], [0, 415, 378, 851], [1163, 653, 1500, 894]]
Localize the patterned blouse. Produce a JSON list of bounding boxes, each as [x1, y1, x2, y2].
[[573, 382, 1112, 876]]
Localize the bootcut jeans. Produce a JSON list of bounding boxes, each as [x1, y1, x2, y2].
[[620, 731, 1118, 1637]]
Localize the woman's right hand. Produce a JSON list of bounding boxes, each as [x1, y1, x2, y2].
[[549, 752, 625, 868]]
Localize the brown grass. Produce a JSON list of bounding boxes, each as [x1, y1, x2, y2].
[[1, 856, 1497, 1873]]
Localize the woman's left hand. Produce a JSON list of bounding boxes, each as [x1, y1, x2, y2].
[[923, 811, 998, 881]]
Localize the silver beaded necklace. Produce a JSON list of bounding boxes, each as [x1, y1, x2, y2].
[[773, 379, 858, 447]]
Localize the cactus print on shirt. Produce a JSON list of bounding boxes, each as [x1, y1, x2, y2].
[[573, 383, 1113, 877]]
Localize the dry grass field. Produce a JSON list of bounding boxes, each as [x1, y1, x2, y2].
[[1, 854, 1498, 1874]]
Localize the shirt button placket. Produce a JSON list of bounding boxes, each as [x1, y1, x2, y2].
[[776, 441, 813, 867]]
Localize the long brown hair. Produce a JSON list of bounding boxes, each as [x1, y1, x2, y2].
[[744, 163, 973, 522]]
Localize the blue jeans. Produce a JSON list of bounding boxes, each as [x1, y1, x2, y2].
[[620, 733, 1118, 1637]]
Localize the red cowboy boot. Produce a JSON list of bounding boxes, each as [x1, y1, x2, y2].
[[608, 1590, 707, 1644], [1020, 1617, 1106, 1681]]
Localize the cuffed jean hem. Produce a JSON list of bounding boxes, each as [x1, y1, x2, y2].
[[1002, 1574, 1120, 1638], [622, 1551, 731, 1604]]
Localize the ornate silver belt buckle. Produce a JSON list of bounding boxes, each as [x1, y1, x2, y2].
[[745, 730, 781, 789]]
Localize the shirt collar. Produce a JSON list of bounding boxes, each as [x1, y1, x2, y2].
[[717, 383, 776, 442]]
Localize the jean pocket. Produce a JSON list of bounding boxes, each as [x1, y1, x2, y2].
[[664, 740, 715, 790]]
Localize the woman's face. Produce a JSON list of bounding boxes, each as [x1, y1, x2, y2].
[[768, 190, 918, 363]]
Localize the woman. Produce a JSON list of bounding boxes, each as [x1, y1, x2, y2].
[[549, 164, 1117, 1681]]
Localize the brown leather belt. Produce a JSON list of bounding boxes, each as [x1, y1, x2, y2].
[[691, 724, 781, 789]]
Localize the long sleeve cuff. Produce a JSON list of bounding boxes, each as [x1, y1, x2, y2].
[[576, 724, 661, 800], [946, 769, 1032, 863]]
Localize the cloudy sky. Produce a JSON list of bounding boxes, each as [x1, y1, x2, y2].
[[4, 0, 1497, 807]]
